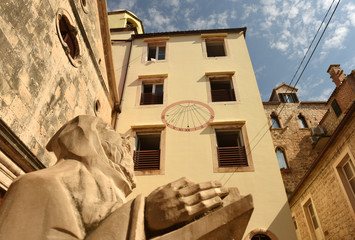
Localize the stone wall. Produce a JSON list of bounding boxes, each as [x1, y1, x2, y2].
[[290, 113, 355, 240], [320, 77, 355, 136], [0, 0, 113, 167], [263, 102, 328, 193]]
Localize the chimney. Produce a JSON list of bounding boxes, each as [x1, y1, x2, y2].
[[327, 64, 346, 87]]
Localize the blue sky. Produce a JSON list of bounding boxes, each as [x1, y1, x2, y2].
[[107, 0, 355, 101]]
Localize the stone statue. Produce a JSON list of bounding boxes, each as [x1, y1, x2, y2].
[[0, 115, 253, 240]]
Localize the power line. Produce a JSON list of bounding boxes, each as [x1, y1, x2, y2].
[[223, 0, 341, 186]]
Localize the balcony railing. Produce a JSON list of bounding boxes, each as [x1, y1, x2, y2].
[[133, 150, 160, 171], [140, 93, 163, 105], [217, 146, 248, 167], [211, 89, 236, 102]]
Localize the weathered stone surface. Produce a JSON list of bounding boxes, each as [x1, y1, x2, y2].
[[263, 101, 328, 193], [153, 188, 253, 240], [0, 0, 112, 166]]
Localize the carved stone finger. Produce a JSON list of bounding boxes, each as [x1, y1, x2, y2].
[[178, 180, 222, 196], [181, 188, 222, 206], [186, 196, 223, 219], [169, 177, 194, 190]]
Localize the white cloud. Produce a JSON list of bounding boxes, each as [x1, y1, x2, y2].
[[241, 4, 258, 20], [144, 8, 177, 32], [344, 3, 355, 26], [270, 41, 289, 52], [308, 87, 332, 101], [166, 0, 180, 8], [193, 10, 234, 29], [323, 25, 349, 49], [117, 0, 137, 10]]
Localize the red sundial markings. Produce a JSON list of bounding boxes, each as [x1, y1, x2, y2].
[[161, 100, 215, 132]]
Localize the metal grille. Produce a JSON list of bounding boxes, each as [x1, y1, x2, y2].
[[211, 89, 236, 102], [133, 150, 160, 170], [217, 146, 248, 167], [140, 93, 163, 105]]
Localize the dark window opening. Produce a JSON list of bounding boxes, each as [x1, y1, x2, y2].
[[0, 188, 6, 206], [276, 147, 288, 169], [126, 20, 135, 28], [134, 133, 161, 170], [270, 114, 281, 128], [331, 99, 342, 117], [215, 130, 247, 167], [147, 45, 166, 61], [210, 79, 236, 102], [141, 83, 163, 105], [59, 15, 79, 59], [278, 93, 299, 103], [251, 234, 271, 240], [206, 40, 226, 57], [298, 114, 308, 128]]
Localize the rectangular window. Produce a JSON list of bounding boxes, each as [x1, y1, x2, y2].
[[342, 160, 355, 197], [303, 198, 323, 240], [147, 44, 166, 61], [134, 132, 161, 171], [206, 39, 226, 57], [140, 83, 164, 105], [278, 93, 299, 103], [210, 78, 236, 102], [331, 99, 342, 117], [215, 129, 248, 168], [336, 153, 355, 211], [210, 122, 253, 173]]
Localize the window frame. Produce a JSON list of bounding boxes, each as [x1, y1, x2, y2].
[[331, 98, 342, 117], [131, 125, 166, 175], [334, 148, 355, 213], [201, 33, 230, 59], [298, 114, 309, 129], [205, 72, 238, 104], [136, 74, 168, 107], [302, 196, 324, 240], [275, 147, 289, 170], [144, 37, 169, 63], [278, 93, 299, 103], [56, 9, 82, 67], [210, 121, 254, 173], [270, 112, 281, 129]]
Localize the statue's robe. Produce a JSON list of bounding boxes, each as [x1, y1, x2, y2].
[[0, 159, 145, 240]]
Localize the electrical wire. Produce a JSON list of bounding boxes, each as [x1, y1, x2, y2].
[[223, 0, 342, 186]]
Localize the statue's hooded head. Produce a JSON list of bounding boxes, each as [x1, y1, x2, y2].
[[46, 115, 136, 196]]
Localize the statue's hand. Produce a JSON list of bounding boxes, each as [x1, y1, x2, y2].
[[145, 177, 229, 232]]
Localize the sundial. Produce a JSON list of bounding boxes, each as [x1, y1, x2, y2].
[[161, 100, 214, 132]]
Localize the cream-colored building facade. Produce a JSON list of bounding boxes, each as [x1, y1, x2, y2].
[[109, 10, 297, 240]]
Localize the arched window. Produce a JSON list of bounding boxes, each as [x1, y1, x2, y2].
[[252, 234, 271, 240], [298, 114, 308, 128], [275, 147, 288, 169], [270, 113, 281, 128]]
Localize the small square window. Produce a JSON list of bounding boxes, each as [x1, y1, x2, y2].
[[206, 39, 226, 57], [215, 129, 247, 168], [134, 132, 161, 171], [140, 83, 164, 105], [147, 44, 166, 61], [210, 78, 236, 102]]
